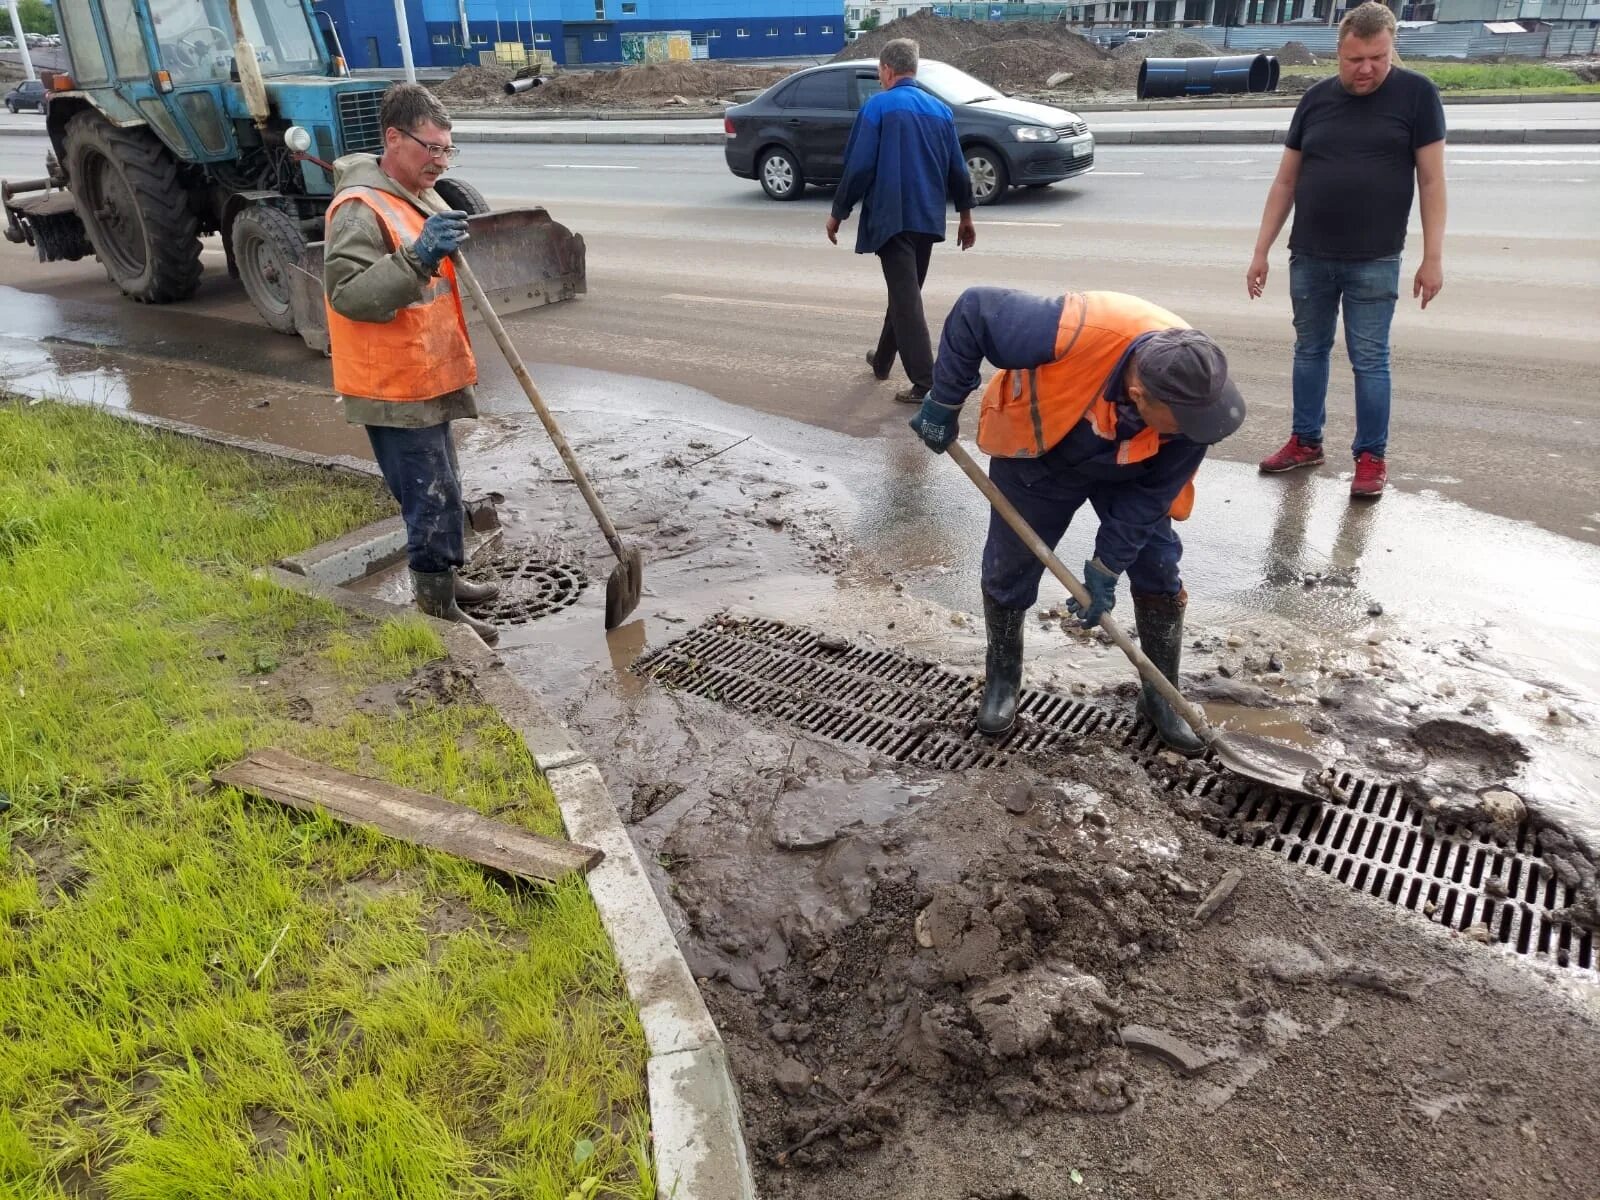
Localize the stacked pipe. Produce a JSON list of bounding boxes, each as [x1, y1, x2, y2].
[[1137, 54, 1280, 101]]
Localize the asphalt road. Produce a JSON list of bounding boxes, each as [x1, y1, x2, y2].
[[0, 134, 1596, 542]]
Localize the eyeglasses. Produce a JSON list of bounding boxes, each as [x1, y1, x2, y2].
[[400, 129, 459, 162]]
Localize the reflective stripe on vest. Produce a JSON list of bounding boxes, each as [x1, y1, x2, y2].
[[975, 291, 1198, 520], [325, 185, 477, 402]]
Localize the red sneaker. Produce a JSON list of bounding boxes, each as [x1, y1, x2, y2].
[[1258, 435, 1325, 473], [1351, 452, 1387, 499]]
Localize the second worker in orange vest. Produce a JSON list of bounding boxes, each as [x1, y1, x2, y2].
[[909, 286, 1247, 754], [324, 84, 500, 645]]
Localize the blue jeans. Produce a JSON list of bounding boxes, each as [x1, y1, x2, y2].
[[982, 456, 1182, 611], [1289, 253, 1401, 460], [365, 422, 465, 575]]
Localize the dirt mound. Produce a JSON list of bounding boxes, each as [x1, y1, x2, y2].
[[1276, 39, 1318, 66], [836, 11, 1108, 84], [432, 60, 789, 110], [1111, 31, 1219, 61]]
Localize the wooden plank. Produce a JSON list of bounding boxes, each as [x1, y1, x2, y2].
[[214, 748, 602, 882]]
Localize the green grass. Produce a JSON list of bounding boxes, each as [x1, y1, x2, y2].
[[0, 399, 651, 1199], [1280, 61, 1600, 93]]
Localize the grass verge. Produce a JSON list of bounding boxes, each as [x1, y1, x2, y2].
[[1280, 61, 1600, 93], [0, 399, 651, 1199]]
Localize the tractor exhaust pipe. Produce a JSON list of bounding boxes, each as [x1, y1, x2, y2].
[[228, 0, 272, 129]]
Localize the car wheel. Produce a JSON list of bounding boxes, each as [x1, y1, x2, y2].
[[759, 147, 804, 201], [965, 147, 1009, 206]]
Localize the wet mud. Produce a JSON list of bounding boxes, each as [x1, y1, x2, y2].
[[7, 283, 1600, 1196]]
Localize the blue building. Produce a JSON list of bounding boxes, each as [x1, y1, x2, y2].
[[313, 0, 846, 70]]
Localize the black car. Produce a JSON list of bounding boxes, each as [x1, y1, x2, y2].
[[723, 59, 1093, 206], [5, 79, 46, 114]]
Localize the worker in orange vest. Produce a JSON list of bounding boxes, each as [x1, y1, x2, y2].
[[324, 83, 499, 645], [909, 287, 1247, 753]]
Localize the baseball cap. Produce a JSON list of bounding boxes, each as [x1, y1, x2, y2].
[[1136, 328, 1247, 445]]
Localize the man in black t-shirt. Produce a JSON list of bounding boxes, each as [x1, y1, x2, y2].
[[1246, 1, 1447, 499]]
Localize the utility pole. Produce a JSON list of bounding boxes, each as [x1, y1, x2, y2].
[[6, 0, 37, 81], [390, 0, 417, 81], [457, 0, 471, 64]]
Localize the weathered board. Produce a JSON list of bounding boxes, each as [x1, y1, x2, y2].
[[214, 748, 601, 882]]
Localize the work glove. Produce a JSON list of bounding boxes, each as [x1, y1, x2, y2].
[[412, 210, 471, 272], [1065, 558, 1119, 629], [908, 396, 961, 454]]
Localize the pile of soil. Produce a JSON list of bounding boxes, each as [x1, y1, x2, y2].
[[1276, 39, 1318, 66], [835, 12, 1112, 92], [432, 60, 789, 110], [1110, 30, 1220, 61]]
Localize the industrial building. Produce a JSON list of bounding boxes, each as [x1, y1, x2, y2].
[[312, 0, 847, 69]]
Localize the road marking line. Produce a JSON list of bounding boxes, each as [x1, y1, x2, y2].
[[978, 220, 1063, 227], [537, 163, 639, 170], [1449, 159, 1600, 166], [662, 292, 875, 317], [1092, 171, 1145, 176]]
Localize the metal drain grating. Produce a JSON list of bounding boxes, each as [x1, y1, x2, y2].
[[634, 616, 1595, 976], [458, 548, 586, 626]]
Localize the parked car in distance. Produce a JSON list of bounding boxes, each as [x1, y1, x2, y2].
[[0, 36, 15, 50], [5, 79, 47, 113], [1124, 28, 1159, 41], [724, 59, 1094, 206]]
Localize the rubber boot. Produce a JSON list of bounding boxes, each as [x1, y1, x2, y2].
[[1132, 590, 1204, 757], [977, 594, 1027, 737], [412, 569, 500, 646], [453, 575, 500, 603]]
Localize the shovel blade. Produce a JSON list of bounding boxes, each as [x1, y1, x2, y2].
[[604, 547, 644, 631], [1210, 732, 1329, 803]]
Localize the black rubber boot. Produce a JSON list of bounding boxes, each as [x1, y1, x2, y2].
[[977, 594, 1027, 737], [453, 575, 500, 603], [412, 569, 500, 646], [1133, 590, 1204, 757]]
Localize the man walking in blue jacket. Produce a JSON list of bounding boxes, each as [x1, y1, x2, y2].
[[826, 38, 976, 403]]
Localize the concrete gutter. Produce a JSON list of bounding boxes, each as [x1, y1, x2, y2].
[[55, 402, 756, 1200]]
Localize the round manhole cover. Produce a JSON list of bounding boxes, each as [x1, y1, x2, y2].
[[459, 549, 587, 626]]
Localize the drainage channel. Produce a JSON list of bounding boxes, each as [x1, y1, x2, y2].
[[634, 615, 1595, 977]]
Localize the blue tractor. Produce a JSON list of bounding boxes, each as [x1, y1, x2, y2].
[[1, 0, 583, 348]]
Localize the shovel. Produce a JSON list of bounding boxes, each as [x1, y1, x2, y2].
[[945, 441, 1327, 802], [442, 234, 643, 630]]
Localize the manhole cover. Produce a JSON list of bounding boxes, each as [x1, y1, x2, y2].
[[634, 615, 1595, 976], [458, 548, 586, 626]]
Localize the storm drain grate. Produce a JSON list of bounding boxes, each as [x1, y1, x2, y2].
[[458, 548, 586, 627], [634, 616, 1595, 976]]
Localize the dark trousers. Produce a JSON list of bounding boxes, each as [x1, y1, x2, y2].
[[869, 232, 936, 392], [366, 422, 465, 575], [982, 456, 1183, 611]]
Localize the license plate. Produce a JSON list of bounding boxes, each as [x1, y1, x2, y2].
[[1072, 141, 1091, 158]]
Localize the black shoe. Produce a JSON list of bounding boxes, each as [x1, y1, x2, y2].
[[411, 569, 500, 646], [865, 351, 891, 381], [1132, 590, 1203, 756], [977, 594, 1027, 737], [453, 575, 500, 603], [894, 385, 929, 405]]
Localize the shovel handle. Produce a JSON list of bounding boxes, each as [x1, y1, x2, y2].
[[944, 440, 1219, 746]]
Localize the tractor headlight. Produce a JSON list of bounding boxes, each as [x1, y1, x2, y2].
[[284, 125, 314, 154], [1011, 125, 1059, 143]]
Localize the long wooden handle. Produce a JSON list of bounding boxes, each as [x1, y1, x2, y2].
[[945, 440, 1219, 744]]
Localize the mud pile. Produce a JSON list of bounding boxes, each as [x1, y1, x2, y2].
[[1110, 31, 1220, 61], [1275, 39, 1318, 66], [835, 12, 1111, 93], [433, 60, 788, 109]]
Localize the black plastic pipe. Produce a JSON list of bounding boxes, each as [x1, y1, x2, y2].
[[1137, 53, 1277, 100]]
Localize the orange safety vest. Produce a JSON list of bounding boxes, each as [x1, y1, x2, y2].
[[324, 185, 477, 402], [976, 291, 1197, 520]]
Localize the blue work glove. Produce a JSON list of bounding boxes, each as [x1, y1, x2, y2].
[[1065, 558, 1120, 629], [908, 396, 961, 454], [412, 209, 470, 272]]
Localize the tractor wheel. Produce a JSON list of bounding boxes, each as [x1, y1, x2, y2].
[[433, 177, 492, 216], [231, 205, 306, 335], [64, 112, 201, 303]]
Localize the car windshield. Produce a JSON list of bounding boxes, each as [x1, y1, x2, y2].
[[149, 0, 323, 82], [915, 61, 1004, 106]]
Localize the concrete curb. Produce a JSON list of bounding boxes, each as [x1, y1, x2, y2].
[[266, 565, 757, 1200], [3, 122, 1596, 145], [31, 400, 756, 1200]]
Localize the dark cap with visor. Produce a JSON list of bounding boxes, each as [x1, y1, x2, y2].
[[1136, 328, 1247, 445]]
